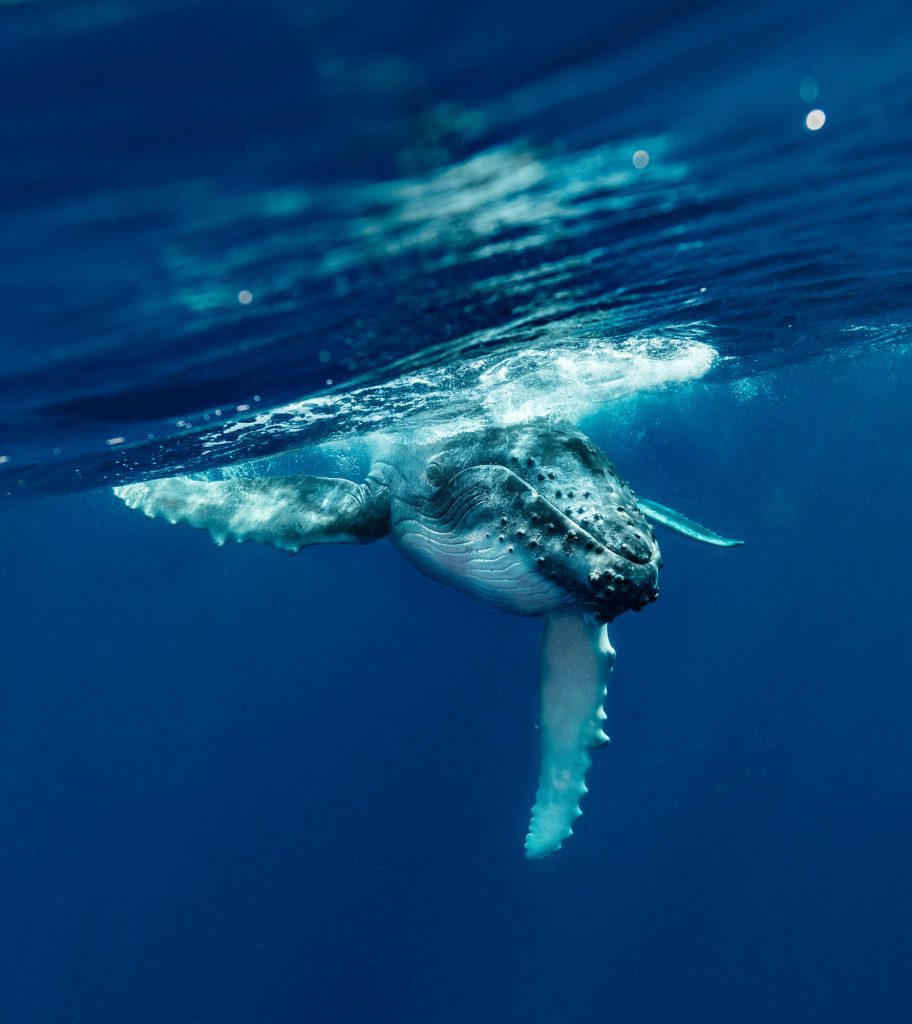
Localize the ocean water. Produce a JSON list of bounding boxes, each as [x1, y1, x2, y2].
[[1, 1, 911, 1021]]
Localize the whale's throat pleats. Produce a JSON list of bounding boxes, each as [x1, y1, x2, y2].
[[391, 465, 569, 615], [525, 611, 614, 859]]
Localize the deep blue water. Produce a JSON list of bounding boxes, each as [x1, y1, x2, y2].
[[1, 1, 911, 1022]]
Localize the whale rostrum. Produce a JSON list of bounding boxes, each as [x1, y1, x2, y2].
[[115, 422, 742, 858]]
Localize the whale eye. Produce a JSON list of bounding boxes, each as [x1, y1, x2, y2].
[[426, 462, 445, 486]]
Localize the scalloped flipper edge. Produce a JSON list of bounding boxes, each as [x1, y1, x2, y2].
[[525, 612, 615, 859], [114, 474, 390, 552]]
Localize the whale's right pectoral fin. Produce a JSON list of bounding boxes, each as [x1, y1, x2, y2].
[[114, 473, 390, 552], [638, 497, 743, 547], [525, 611, 615, 859]]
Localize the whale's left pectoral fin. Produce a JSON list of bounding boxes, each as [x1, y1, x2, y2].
[[114, 473, 390, 552], [525, 612, 615, 859], [638, 497, 743, 547]]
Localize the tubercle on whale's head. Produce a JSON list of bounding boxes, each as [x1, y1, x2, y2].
[[412, 424, 661, 621], [513, 480, 661, 623], [583, 548, 661, 623], [495, 426, 662, 621]]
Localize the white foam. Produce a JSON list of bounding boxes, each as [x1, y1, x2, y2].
[[477, 332, 717, 427], [197, 328, 717, 464]]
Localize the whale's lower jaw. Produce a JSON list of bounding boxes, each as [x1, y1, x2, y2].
[[392, 518, 570, 616]]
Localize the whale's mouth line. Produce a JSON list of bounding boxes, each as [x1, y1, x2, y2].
[[440, 463, 648, 566]]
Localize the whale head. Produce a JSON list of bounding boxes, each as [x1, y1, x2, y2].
[[387, 424, 661, 621]]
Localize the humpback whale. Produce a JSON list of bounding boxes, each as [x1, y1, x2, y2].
[[115, 421, 741, 858]]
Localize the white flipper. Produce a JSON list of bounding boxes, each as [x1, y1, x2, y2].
[[638, 497, 743, 547], [114, 474, 390, 552], [525, 612, 615, 859]]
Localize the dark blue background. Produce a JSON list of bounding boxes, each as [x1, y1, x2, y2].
[[2, 0, 912, 1020], [2, 356, 910, 1022]]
